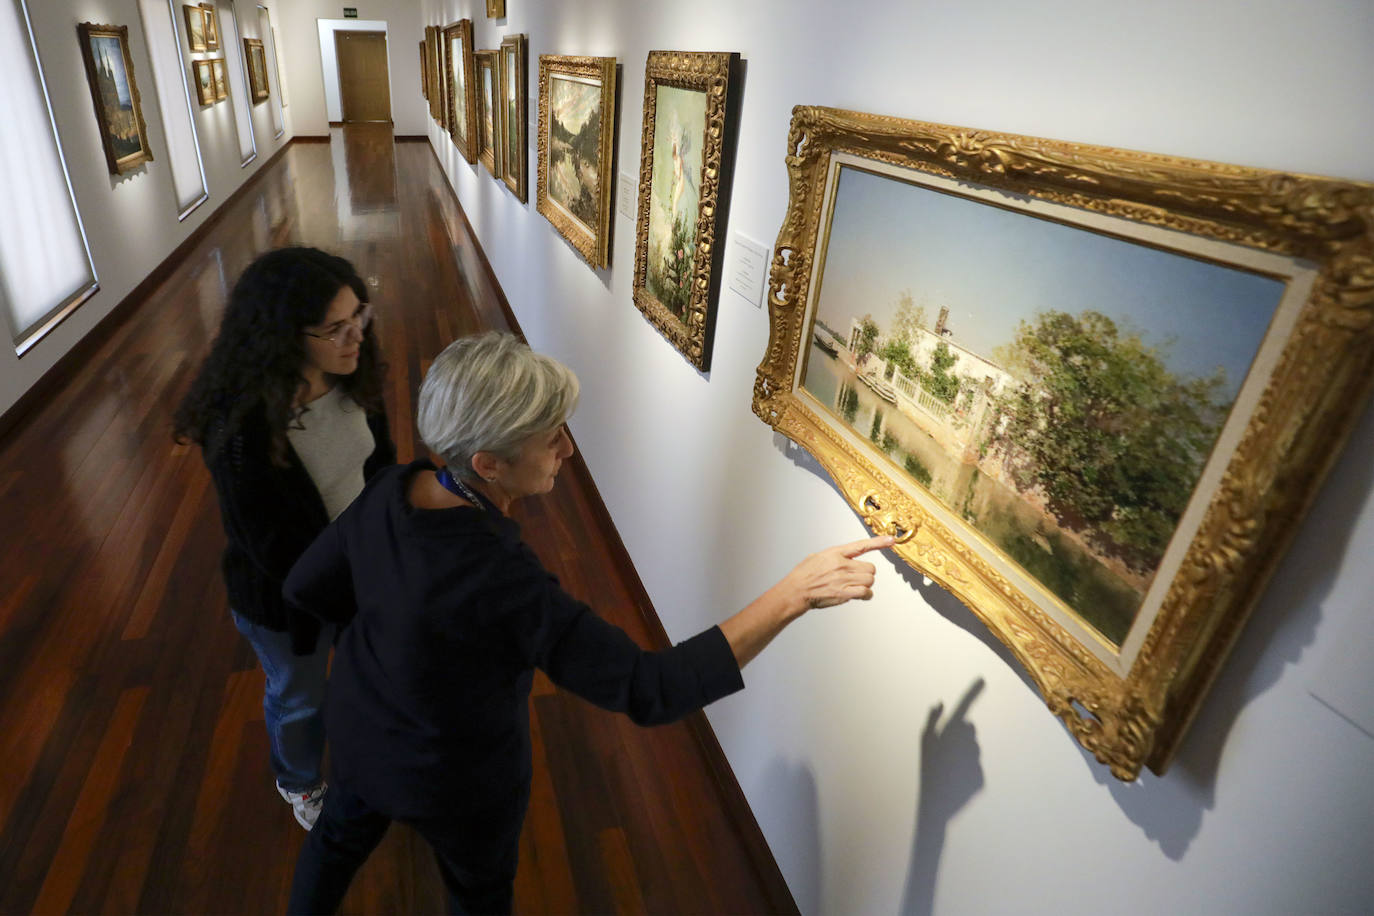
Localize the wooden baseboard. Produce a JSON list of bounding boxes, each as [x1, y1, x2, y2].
[[292, 135, 331, 143], [1, 140, 298, 443], [423, 141, 800, 915], [395, 135, 427, 142]]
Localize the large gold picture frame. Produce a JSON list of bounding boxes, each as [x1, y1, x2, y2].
[[243, 38, 268, 103], [424, 26, 439, 123], [443, 20, 476, 164], [77, 22, 154, 175], [754, 106, 1374, 781], [536, 55, 617, 269], [498, 34, 527, 201], [631, 50, 739, 371]]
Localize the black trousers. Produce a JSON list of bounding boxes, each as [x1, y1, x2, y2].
[[287, 781, 519, 915]]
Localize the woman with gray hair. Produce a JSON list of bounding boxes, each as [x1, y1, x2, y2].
[[283, 331, 892, 914]]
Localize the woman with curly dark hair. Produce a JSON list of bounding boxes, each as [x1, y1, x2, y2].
[[174, 246, 395, 830]]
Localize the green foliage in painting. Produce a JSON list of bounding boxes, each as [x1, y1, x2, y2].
[[992, 309, 1228, 569]]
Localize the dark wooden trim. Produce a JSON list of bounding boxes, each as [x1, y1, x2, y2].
[[328, 120, 344, 127], [292, 135, 331, 143], [423, 142, 800, 915], [0, 139, 298, 443], [394, 135, 427, 142]]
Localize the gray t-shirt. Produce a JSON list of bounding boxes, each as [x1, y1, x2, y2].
[[287, 386, 375, 521]]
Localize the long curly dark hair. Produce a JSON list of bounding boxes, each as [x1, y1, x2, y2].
[[174, 247, 386, 466]]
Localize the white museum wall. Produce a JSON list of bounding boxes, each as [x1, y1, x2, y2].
[[422, 0, 1374, 912], [0, 0, 294, 420], [276, 0, 425, 136]]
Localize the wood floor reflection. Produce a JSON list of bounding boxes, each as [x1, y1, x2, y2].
[[0, 125, 793, 914]]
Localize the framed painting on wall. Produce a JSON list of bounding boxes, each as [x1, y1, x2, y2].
[[211, 57, 227, 100], [476, 49, 500, 176], [498, 34, 527, 201], [631, 50, 740, 371], [182, 4, 206, 52], [244, 38, 269, 103], [443, 20, 476, 163], [752, 105, 1374, 781], [419, 40, 428, 99], [201, 3, 219, 51], [77, 22, 154, 174], [425, 26, 439, 122], [486, 0, 505, 18], [536, 54, 617, 269], [192, 58, 215, 106]]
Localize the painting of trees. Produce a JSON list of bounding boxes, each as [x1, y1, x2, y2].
[[991, 309, 1229, 571]]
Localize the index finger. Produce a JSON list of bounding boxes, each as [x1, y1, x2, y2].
[[836, 535, 896, 558]]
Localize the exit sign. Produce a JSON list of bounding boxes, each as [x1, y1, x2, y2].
[[343, 7, 358, 17]]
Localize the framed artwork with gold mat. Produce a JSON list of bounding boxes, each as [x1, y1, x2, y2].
[[753, 105, 1374, 781]]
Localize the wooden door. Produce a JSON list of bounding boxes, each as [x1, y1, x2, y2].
[[335, 31, 391, 122]]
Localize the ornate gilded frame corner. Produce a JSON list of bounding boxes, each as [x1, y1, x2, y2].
[[442, 21, 476, 163], [499, 34, 528, 202], [475, 50, 500, 176], [536, 54, 617, 269], [754, 105, 1374, 781], [77, 22, 154, 175], [630, 50, 739, 372]]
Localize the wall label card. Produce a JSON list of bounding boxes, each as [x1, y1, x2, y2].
[[728, 233, 769, 308]]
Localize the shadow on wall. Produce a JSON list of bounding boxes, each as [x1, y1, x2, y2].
[[1090, 398, 1374, 858], [900, 678, 986, 916], [775, 398, 1373, 857], [757, 757, 822, 913]]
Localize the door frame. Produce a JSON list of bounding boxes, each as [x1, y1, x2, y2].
[[316, 19, 391, 124]]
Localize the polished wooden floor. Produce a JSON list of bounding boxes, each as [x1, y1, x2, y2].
[[0, 126, 793, 914]]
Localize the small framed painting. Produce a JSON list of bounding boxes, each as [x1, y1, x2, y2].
[[631, 50, 740, 371], [211, 57, 227, 100], [498, 34, 527, 201], [536, 54, 617, 269], [443, 20, 477, 164], [192, 58, 215, 106], [419, 40, 428, 99], [201, 4, 219, 51], [476, 49, 500, 176], [244, 37, 269, 103], [77, 22, 154, 174], [486, 0, 505, 18], [182, 4, 206, 52]]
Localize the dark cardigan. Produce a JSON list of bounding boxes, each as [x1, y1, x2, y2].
[[283, 460, 744, 829], [203, 399, 395, 653]]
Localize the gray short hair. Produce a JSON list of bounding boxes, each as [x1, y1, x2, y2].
[[417, 332, 580, 480]]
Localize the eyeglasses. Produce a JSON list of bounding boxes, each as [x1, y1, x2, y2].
[[303, 303, 374, 345]]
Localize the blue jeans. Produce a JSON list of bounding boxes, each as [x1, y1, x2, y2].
[[231, 610, 333, 792]]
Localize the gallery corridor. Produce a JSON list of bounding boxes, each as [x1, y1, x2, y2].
[[0, 126, 792, 914]]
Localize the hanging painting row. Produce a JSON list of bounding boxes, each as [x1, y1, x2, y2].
[[417, 28, 1374, 781], [75, 9, 274, 175]]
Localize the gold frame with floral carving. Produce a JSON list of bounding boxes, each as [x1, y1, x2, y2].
[[537, 54, 617, 269], [443, 20, 476, 163], [498, 34, 527, 201], [475, 49, 500, 176], [243, 38, 268, 103], [631, 50, 738, 371], [754, 105, 1374, 781]]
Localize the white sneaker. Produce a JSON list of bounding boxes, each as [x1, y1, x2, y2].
[[277, 781, 327, 830]]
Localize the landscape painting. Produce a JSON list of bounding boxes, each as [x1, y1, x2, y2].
[[478, 51, 498, 175], [211, 58, 227, 100], [756, 106, 1374, 779], [193, 59, 215, 106], [547, 75, 602, 231], [444, 20, 475, 164], [499, 34, 527, 200], [78, 24, 153, 174], [183, 5, 206, 51], [536, 55, 616, 268], [803, 165, 1283, 646]]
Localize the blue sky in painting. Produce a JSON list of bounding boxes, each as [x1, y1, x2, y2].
[[92, 36, 132, 108], [814, 166, 1286, 400]]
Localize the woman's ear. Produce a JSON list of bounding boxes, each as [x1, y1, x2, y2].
[[470, 451, 503, 483]]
